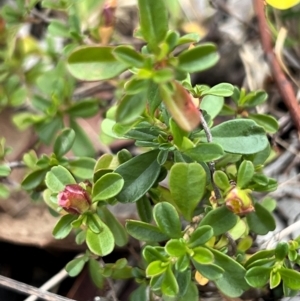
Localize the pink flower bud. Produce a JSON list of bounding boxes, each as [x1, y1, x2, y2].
[[225, 187, 254, 215], [58, 184, 91, 215]]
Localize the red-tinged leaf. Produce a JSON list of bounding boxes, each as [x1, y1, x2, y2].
[[160, 82, 200, 132]]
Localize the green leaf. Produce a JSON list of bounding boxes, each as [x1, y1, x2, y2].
[[21, 169, 48, 190], [113, 46, 145, 68], [192, 261, 224, 280], [0, 165, 11, 177], [153, 202, 182, 238], [86, 213, 102, 234], [270, 270, 281, 289], [177, 282, 198, 301], [183, 143, 224, 162], [146, 260, 167, 277], [116, 91, 147, 124], [199, 206, 238, 236], [138, 0, 168, 51], [177, 44, 219, 73], [52, 214, 77, 239], [245, 266, 272, 288], [244, 249, 275, 269], [210, 119, 269, 154], [165, 239, 186, 257], [200, 95, 224, 119], [69, 157, 96, 180], [275, 242, 289, 261], [70, 119, 95, 157], [125, 78, 149, 95], [35, 116, 63, 144], [67, 46, 128, 81], [178, 33, 200, 45], [192, 247, 214, 264], [240, 90, 268, 107], [89, 258, 105, 289], [246, 202, 276, 235], [201, 83, 234, 97], [98, 207, 128, 247], [148, 81, 162, 115], [129, 284, 148, 301], [143, 245, 168, 263], [162, 265, 179, 296], [86, 216, 115, 256], [169, 162, 206, 221], [0, 184, 10, 199], [54, 128, 76, 158], [188, 225, 214, 248], [209, 248, 249, 297], [45, 166, 76, 193], [237, 160, 255, 189], [248, 113, 279, 134], [48, 20, 70, 38], [115, 149, 161, 203], [136, 195, 153, 223], [126, 220, 169, 242], [175, 254, 190, 272], [92, 173, 124, 202], [213, 170, 230, 191], [66, 256, 87, 277], [279, 268, 300, 290], [66, 100, 99, 118]]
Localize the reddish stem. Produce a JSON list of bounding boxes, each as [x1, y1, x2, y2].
[[253, 0, 300, 135]]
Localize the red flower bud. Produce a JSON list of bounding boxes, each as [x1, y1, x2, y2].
[[225, 187, 254, 215], [58, 184, 91, 215]]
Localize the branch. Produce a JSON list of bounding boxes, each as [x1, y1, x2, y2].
[[199, 110, 222, 200], [24, 268, 69, 301], [0, 275, 76, 301], [253, 0, 300, 135]]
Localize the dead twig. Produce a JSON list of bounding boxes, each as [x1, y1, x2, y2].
[[0, 275, 76, 301], [253, 0, 300, 135]]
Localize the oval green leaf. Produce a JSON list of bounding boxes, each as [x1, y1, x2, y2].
[[248, 113, 279, 134], [116, 91, 147, 125], [113, 46, 145, 68], [237, 160, 255, 189], [98, 207, 128, 247], [67, 46, 128, 81], [178, 44, 219, 73], [22, 169, 48, 190], [153, 202, 182, 238], [188, 225, 214, 248], [279, 268, 300, 290], [183, 143, 224, 162], [138, 0, 168, 51], [210, 119, 269, 154], [169, 162, 206, 221], [86, 218, 115, 256], [126, 220, 169, 242], [52, 214, 77, 239], [92, 173, 124, 202], [115, 149, 161, 203], [199, 206, 238, 236], [246, 202, 276, 235], [245, 266, 272, 288], [45, 166, 76, 193], [53, 128, 76, 158]]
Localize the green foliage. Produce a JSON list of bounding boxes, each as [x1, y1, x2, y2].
[[0, 0, 294, 299]]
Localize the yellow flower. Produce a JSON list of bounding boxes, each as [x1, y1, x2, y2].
[[266, 0, 300, 10]]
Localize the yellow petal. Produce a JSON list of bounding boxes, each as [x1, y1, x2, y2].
[[195, 271, 209, 286], [266, 0, 300, 9]]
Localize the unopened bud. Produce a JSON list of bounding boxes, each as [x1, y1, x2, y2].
[[225, 187, 254, 215], [58, 184, 91, 215]]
